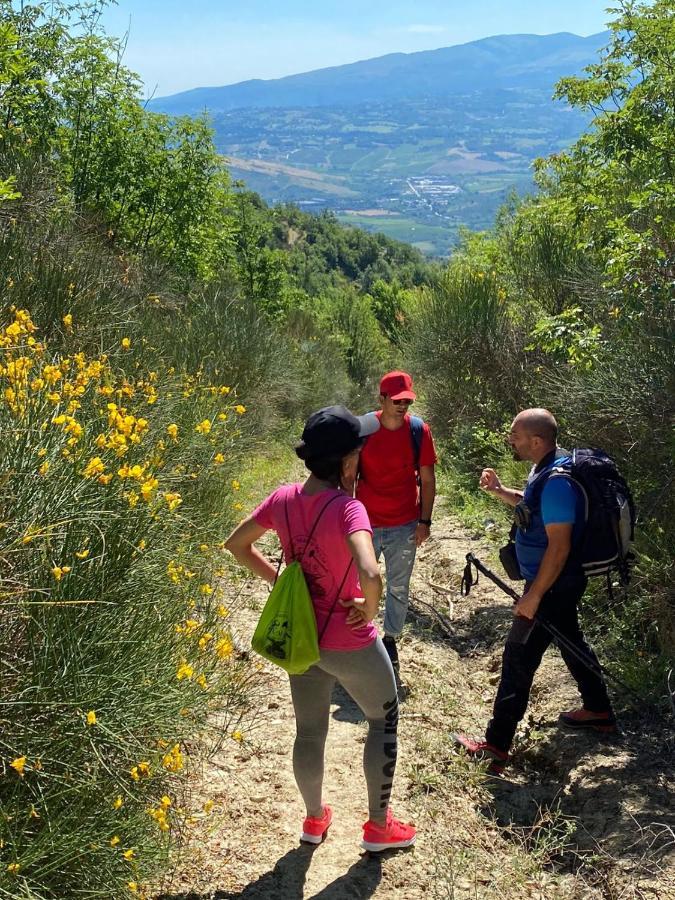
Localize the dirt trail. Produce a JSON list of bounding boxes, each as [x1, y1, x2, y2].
[[157, 502, 674, 900]]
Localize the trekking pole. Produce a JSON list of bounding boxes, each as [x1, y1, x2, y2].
[[461, 553, 520, 603], [461, 553, 643, 702]]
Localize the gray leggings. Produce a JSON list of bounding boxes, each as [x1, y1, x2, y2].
[[289, 637, 398, 823]]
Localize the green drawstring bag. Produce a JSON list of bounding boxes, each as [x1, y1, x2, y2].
[[251, 561, 320, 674], [251, 493, 353, 675]]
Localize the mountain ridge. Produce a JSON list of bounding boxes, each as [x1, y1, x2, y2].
[[149, 31, 609, 115]]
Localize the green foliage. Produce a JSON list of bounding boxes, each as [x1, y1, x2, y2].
[[527, 307, 603, 370], [56, 39, 235, 280], [0, 198, 137, 350], [0, 308, 263, 897], [323, 286, 390, 390], [147, 279, 300, 431], [274, 204, 433, 294], [230, 188, 288, 312], [0, 173, 19, 202], [0, 1, 68, 159], [501, 197, 602, 315], [368, 278, 416, 346], [0, 2, 234, 281], [551, 0, 675, 301], [281, 305, 353, 417], [405, 264, 522, 435], [419, 0, 675, 680]]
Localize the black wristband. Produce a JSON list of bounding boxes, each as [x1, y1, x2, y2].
[[418, 518, 432, 526]]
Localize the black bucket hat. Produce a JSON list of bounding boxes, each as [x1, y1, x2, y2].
[[295, 405, 380, 460]]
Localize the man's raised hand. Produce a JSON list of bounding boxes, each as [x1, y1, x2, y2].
[[480, 468, 501, 493]]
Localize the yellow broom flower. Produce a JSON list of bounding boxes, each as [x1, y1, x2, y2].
[[10, 756, 26, 776]]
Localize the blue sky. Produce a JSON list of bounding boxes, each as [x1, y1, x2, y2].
[[101, 0, 613, 97]]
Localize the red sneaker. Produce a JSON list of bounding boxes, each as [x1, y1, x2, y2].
[[361, 808, 416, 853], [559, 708, 617, 733], [451, 733, 509, 775], [300, 804, 332, 844]]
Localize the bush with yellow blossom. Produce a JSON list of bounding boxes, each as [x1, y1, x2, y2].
[[0, 309, 265, 897]]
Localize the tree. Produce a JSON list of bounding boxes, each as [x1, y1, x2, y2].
[[230, 187, 288, 312], [551, 0, 675, 304]]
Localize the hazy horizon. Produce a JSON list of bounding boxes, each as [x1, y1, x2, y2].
[[100, 0, 612, 96], [152, 29, 609, 99]]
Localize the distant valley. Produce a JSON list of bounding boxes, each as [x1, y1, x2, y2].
[[151, 32, 607, 255]]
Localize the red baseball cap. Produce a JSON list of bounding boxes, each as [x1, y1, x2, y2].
[[379, 370, 416, 401]]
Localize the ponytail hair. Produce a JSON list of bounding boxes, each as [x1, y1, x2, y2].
[[295, 440, 364, 488]]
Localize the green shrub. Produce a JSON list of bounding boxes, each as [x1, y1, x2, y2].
[[405, 264, 523, 438], [325, 287, 390, 391], [0, 308, 263, 897]]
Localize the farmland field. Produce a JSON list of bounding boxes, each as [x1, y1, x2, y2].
[[336, 212, 457, 255], [215, 92, 588, 255]]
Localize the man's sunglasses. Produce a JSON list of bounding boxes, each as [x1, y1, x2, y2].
[[392, 398, 413, 406]]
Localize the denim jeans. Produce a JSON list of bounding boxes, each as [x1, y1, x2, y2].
[[372, 520, 418, 638]]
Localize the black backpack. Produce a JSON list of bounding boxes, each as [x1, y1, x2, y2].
[[544, 448, 636, 585]]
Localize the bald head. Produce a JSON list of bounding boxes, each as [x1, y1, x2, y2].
[[513, 408, 558, 447]]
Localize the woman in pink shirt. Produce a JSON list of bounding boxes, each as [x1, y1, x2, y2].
[[225, 406, 416, 853]]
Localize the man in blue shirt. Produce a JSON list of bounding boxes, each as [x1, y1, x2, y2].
[[454, 408, 615, 775]]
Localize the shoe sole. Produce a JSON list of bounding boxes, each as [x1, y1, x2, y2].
[[300, 827, 329, 844], [559, 718, 617, 734], [361, 835, 416, 853]]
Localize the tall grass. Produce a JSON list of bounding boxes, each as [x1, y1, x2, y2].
[[411, 248, 675, 697], [405, 264, 524, 435], [0, 308, 265, 898]]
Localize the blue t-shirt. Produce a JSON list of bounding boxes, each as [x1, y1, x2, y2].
[[515, 458, 585, 581]]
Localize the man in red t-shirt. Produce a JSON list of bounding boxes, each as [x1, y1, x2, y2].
[[356, 371, 437, 676]]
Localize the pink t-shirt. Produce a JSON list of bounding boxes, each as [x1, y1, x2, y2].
[[252, 483, 377, 651]]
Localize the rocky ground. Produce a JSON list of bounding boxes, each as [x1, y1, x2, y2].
[[155, 500, 674, 900]]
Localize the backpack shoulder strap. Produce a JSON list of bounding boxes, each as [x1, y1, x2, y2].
[[545, 468, 589, 525], [356, 412, 378, 482], [409, 415, 424, 472], [527, 449, 570, 505], [283, 492, 342, 565], [282, 492, 355, 643]]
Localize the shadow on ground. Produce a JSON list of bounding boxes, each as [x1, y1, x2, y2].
[[483, 714, 675, 883], [330, 683, 365, 724], [157, 845, 384, 900], [309, 852, 383, 899], [409, 597, 511, 657]]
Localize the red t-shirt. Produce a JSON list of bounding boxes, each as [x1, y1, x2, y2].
[[356, 412, 437, 527]]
